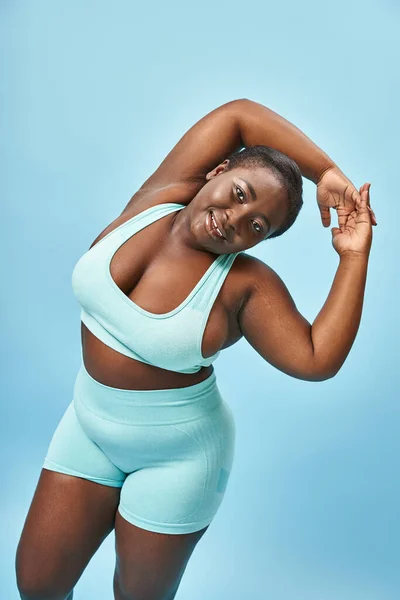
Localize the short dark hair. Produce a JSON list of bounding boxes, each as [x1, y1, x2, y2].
[[224, 145, 304, 239]]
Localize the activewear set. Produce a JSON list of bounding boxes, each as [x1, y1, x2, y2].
[[42, 202, 241, 534]]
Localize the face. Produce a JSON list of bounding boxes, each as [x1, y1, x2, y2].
[[190, 159, 289, 253]]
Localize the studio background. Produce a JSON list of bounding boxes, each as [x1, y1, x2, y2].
[[2, 1, 398, 598]]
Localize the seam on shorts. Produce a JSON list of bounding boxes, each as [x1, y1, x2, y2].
[[42, 459, 124, 487], [118, 504, 212, 532], [75, 392, 221, 426], [171, 423, 208, 522]]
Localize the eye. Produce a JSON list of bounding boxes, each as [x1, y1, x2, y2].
[[235, 185, 264, 235], [252, 220, 263, 235], [236, 186, 245, 203]]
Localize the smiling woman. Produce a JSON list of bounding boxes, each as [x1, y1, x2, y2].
[[222, 144, 304, 240], [204, 144, 304, 242], [16, 97, 374, 600]]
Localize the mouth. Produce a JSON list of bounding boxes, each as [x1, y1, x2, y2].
[[206, 211, 227, 241]]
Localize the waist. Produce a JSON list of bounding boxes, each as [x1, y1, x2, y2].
[[73, 360, 223, 425]]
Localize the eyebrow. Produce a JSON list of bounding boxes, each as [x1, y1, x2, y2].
[[241, 178, 271, 234]]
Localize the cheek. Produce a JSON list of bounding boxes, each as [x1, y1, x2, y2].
[[210, 181, 229, 203], [213, 190, 225, 205]]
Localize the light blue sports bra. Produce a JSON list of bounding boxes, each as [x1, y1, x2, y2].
[[71, 202, 242, 374]]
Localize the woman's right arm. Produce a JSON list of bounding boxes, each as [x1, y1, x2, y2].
[[238, 186, 373, 382], [139, 98, 334, 192], [238, 253, 369, 381]]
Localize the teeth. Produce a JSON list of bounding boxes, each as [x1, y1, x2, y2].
[[211, 212, 224, 238]]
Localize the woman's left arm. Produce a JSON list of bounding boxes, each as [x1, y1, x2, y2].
[[236, 98, 334, 183], [236, 99, 377, 229]]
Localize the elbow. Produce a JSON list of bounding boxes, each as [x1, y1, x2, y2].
[[231, 97, 250, 103], [304, 359, 341, 382], [305, 339, 342, 381], [307, 369, 339, 382], [222, 98, 251, 117], [226, 98, 252, 111], [290, 365, 339, 383]]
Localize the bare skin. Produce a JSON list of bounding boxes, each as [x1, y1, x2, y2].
[[16, 98, 372, 600], [16, 169, 288, 600], [82, 167, 288, 391]]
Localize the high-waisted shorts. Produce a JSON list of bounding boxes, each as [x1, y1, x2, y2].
[[42, 361, 236, 535]]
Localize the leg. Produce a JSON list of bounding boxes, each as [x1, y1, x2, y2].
[[110, 404, 236, 600], [113, 511, 209, 600], [16, 468, 121, 600], [16, 398, 125, 599]]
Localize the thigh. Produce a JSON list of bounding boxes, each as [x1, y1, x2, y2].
[[16, 395, 125, 599], [114, 511, 209, 600], [42, 400, 126, 487], [112, 402, 236, 600], [16, 468, 121, 599], [116, 400, 236, 535]]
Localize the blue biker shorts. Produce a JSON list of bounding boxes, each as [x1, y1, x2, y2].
[[42, 361, 236, 535]]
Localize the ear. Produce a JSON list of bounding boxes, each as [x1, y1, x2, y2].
[[206, 159, 230, 180]]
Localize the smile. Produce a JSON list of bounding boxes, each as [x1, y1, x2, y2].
[[206, 211, 226, 241]]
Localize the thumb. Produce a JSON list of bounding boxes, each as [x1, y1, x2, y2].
[[319, 205, 331, 227]]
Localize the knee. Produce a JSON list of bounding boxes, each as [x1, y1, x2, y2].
[[16, 573, 73, 600], [113, 572, 178, 600], [16, 546, 74, 600]]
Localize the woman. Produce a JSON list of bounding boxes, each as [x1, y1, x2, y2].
[[15, 98, 376, 600]]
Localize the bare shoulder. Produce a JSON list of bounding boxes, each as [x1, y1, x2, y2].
[[233, 253, 315, 381], [88, 182, 199, 250], [120, 180, 202, 218], [232, 253, 282, 310]]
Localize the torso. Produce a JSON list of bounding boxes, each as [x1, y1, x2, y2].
[[81, 183, 253, 390]]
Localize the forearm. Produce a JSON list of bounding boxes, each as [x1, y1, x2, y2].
[[311, 253, 369, 378], [235, 98, 335, 183]]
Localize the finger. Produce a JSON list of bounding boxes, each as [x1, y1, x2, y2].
[[358, 188, 372, 222], [319, 205, 331, 227], [367, 207, 377, 225], [358, 183, 368, 204], [360, 187, 369, 207], [351, 187, 362, 206], [337, 210, 348, 230], [366, 183, 371, 206], [358, 183, 371, 204], [364, 183, 377, 224]]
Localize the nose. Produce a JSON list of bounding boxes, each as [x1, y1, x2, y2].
[[222, 209, 235, 240], [225, 207, 244, 236]]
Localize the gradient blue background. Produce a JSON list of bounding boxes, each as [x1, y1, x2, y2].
[[2, 1, 399, 598]]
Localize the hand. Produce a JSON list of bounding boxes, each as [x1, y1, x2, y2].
[[317, 166, 377, 230], [331, 183, 373, 258]]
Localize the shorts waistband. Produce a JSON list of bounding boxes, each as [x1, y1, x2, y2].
[[73, 361, 222, 425]]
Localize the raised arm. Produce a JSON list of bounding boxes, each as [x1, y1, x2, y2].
[[238, 253, 369, 381], [136, 98, 372, 228], [138, 98, 335, 193], [139, 99, 244, 193], [238, 185, 372, 382]]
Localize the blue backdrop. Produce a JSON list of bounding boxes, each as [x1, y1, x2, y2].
[[2, 1, 398, 598]]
